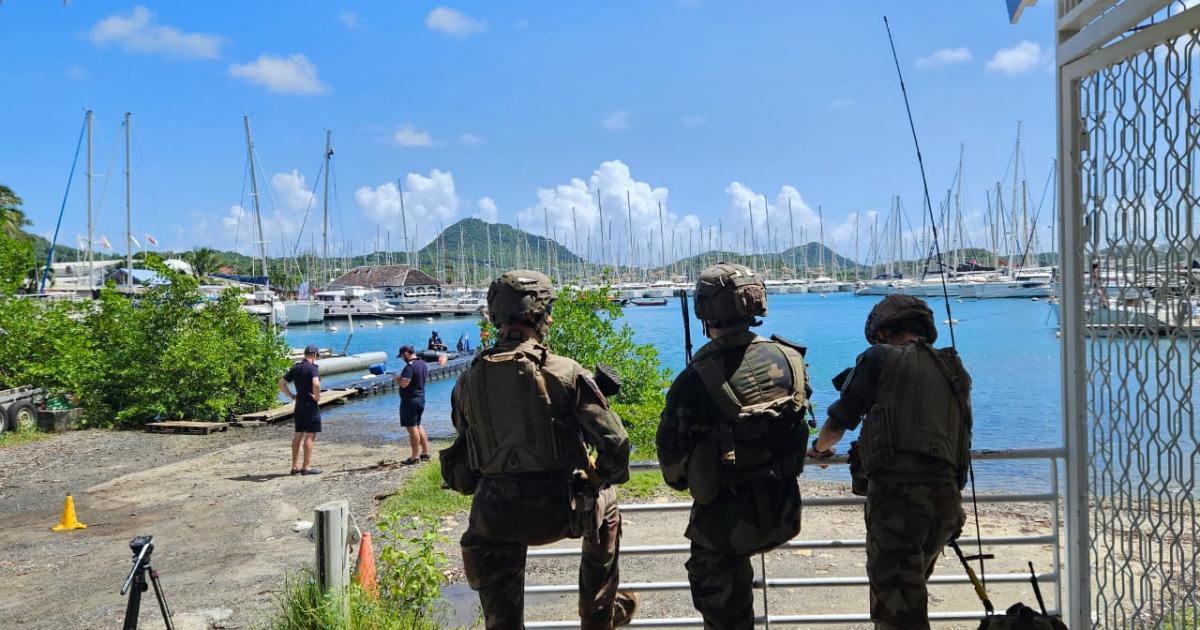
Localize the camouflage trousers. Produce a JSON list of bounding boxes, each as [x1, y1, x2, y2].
[[461, 477, 622, 630], [685, 543, 756, 630], [865, 479, 965, 630]]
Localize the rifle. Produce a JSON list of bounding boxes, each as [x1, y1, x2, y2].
[[679, 289, 693, 363]]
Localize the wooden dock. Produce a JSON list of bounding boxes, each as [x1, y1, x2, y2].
[[353, 355, 473, 397], [145, 421, 229, 435], [235, 387, 360, 423]]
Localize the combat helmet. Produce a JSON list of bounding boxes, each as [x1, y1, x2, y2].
[[694, 262, 767, 327], [487, 270, 557, 337], [864, 294, 937, 344]]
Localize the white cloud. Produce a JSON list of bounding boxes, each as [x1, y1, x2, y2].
[[393, 125, 435, 147], [476, 197, 499, 222], [915, 47, 972, 69], [339, 11, 359, 30], [460, 133, 486, 146], [66, 65, 88, 80], [682, 114, 707, 127], [602, 111, 631, 131], [722, 182, 874, 260], [985, 41, 1048, 76], [425, 7, 487, 37], [271, 170, 318, 214], [828, 97, 855, 110], [354, 170, 459, 248], [229, 54, 329, 95], [88, 6, 223, 59], [517, 160, 700, 264]]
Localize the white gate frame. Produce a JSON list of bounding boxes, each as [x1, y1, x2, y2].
[[1057, 1, 1200, 626]]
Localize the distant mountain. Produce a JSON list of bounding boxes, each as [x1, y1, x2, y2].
[[665, 243, 866, 277]]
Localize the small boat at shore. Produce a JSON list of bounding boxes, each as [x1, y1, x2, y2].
[[630, 298, 668, 307]]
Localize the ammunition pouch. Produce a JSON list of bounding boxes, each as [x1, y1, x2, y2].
[[567, 472, 602, 545], [847, 440, 868, 497], [977, 604, 1068, 630], [440, 433, 480, 495]]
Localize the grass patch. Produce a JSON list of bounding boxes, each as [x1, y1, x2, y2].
[[266, 569, 442, 630], [619, 470, 689, 501], [379, 461, 472, 521], [0, 429, 50, 449]]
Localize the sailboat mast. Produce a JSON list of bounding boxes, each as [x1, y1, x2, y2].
[[397, 180, 410, 269], [323, 130, 332, 284], [747, 200, 758, 269], [124, 112, 133, 290], [955, 142, 964, 273], [243, 116, 268, 288], [657, 201, 667, 272], [762, 194, 772, 277], [787, 198, 796, 279], [1010, 121, 1022, 272], [86, 110, 94, 289], [817, 205, 826, 276]]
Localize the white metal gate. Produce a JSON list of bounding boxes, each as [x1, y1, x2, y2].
[[1058, 1, 1200, 626]]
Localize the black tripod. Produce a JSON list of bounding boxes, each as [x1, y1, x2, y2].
[[121, 535, 174, 630]]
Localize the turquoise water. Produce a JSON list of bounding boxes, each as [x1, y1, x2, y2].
[[284, 293, 1065, 489]]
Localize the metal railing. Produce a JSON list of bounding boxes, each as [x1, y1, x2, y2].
[[524, 448, 1064, 628]]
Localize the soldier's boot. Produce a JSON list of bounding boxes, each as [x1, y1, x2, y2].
[[611, 590, 640, 627]]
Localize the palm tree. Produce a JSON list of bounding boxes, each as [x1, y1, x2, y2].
[[184, 247, 222, 279], [0, 185, 31, 239]]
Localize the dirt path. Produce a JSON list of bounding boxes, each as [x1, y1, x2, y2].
[[0, 417, 425, 630]]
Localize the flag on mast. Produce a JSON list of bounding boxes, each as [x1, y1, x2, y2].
[[145, 233, 158, 246], [99, 235, 113, 250], [129, 234, 141, 248]]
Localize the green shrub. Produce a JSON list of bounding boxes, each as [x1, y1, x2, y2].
[[376, 515, 450, 621], [0, 255, 287, 427]]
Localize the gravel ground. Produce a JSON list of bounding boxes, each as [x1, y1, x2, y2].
[[0, 411, 427, 630], [0, 412, 1065, 629]]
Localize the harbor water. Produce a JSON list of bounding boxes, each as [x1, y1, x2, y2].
[[284, 293, 1064, 490]]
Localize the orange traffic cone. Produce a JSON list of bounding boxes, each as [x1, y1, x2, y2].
[[51, 494, 87, 531], [354, 532, 378, 597]]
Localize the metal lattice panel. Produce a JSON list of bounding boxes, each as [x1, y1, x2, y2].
[[1075, 21, 1200, 628]]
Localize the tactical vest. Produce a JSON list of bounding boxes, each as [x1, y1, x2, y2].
[[686, 333, 811, 504], [461, 345, 579, 476], [858, 342, 973, 487]]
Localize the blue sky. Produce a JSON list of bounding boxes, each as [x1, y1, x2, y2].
[[0, 1, 1055, 264]]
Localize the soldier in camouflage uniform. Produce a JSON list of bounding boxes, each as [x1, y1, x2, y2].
[[449, 270, 639, 630], [809, 294, 973, 630], [656, 263, 813, 630]]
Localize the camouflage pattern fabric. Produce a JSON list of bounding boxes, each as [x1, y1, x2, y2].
[[684, 543, 756, 630], [461, 479, 622, 629], [865, 478, 965, 630]]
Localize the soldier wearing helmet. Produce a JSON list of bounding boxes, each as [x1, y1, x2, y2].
[[809, 294, 973, 630], [448, 270, 639, 629], [656, 263, 813, 629]]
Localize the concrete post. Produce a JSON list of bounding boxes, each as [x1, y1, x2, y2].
[[312, 500, 360, 616]]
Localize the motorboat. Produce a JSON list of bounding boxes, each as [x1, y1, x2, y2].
[[315, 286, 402, 318]]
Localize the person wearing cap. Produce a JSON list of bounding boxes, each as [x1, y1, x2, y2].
[[808, 295, 973, 629], [395, 344, 430, 465], [428, 330, 448, 352], [279, 344, 323, 475]]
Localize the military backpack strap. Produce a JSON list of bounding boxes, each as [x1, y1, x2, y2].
[[690, 354, 746, 420]]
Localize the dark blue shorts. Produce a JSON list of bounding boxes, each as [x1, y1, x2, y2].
[[400, 398, 425, 428], [294, 408, 321, 433]]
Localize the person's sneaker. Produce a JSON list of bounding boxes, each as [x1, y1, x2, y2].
[[419, 454, 431, 462], [300, 468, 322, 475], [612, 590, 640, 627], [290, 468, 301, 475]]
